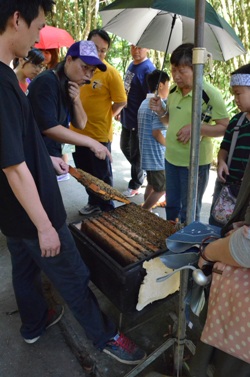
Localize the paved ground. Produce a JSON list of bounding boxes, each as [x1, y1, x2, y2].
[[0, 133, 216, 377]]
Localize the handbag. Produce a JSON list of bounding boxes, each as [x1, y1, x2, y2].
[[211, 184, 238, 226], [211, 112, 246, 226], [200, 262, 250, 363]]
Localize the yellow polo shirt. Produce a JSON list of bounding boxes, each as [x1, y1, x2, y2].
[[70, 60, 126, 143]]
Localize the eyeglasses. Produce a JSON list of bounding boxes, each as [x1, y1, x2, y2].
[[95, 46, 108, 55]]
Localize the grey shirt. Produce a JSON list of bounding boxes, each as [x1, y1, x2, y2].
[[230, 226, 250, 267]]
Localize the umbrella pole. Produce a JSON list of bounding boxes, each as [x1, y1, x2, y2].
[[161, 13, 176, 68], [156, 14, 177, 94], [173, 0, 207, 375], [125, 2, 207, 376]]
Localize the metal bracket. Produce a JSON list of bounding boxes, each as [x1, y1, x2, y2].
[[192, 47, 213, 73], [124, 337, 196, 377]]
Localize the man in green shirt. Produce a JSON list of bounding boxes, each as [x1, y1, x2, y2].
[[151, 43, 229, 223]]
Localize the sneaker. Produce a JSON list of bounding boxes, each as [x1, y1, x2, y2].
[[79, 204, 101, 215], [141, 174, 147, 187], [23, 335, 41, 344], [102, 333, 147, 365], [46, 305, 64, 329], [57, 173, 70, 182], [23, 305, 64, 344], [122, 188, 140, 198]]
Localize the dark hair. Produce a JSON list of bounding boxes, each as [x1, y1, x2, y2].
[[13, 48, 45, 68], [146, 69, 170, 92], [231, 63, 250, 76], [26, 48, 44, 64], [87, 29, 111, 48], [170, 43, 194, 67], [54, 59, 77, 116], [42, 48, 59, 69], [0, 0, 55, 33]]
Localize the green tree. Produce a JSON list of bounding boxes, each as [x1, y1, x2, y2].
[[46, 0, 249, 109]]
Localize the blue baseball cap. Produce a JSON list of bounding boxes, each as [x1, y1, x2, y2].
[[66, 41, 107, 72]]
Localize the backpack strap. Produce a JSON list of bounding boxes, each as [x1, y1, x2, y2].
[[227, 112, 247, 168], [169, 85, 210, 104], [169, 85, 177, 94], [202, 90, 210, 104]]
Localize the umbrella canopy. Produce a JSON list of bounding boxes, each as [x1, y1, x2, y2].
[[35, 25, 75, 49], [100, 0, 245, 61]]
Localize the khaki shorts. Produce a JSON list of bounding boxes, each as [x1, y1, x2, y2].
[[146, 170, 165, 192]]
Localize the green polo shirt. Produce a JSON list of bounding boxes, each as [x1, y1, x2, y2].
[[166, 80, 228, 166]]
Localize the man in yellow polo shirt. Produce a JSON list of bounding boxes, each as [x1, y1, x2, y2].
[[71, 29, 127, 215]]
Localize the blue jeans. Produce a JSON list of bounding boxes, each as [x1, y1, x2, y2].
[[7, 223, 116, 348], [165, 160, 210, 223]]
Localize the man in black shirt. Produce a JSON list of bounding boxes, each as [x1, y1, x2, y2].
[[0, 0, 146, 365]]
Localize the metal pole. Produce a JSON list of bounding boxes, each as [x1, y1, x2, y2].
[[126, 2, 207, 375], [174, 0, 206, 375], [187, 0, 206, 224]]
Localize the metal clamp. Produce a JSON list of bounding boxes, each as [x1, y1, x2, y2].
[[192, 47, 213, 72]]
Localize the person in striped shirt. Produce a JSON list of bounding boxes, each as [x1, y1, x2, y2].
[[138, 69, 170, 212], [209, 63, 250, 226]]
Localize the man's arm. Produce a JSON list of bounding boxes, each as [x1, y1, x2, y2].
[[176, 118, 229, 144], [43, 126, 112, 161], [3, 162, 61, 257], [149, 97, 169, 124], [200, 118, 229, 137], [112, 101, 127, 117], [50, 156, 69, 175]]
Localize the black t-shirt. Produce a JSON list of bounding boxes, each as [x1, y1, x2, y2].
[[28, 70, 69, 157], [121, 59, 155, 130], [0, 62, 66, 238]]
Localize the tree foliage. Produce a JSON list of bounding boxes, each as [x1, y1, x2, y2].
[[47, 0, 102, 40]]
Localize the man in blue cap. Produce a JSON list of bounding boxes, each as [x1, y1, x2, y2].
[[28, 40, 111, 160]]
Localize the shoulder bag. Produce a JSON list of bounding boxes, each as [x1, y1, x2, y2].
[[211, 113, 246, 226], [200, 261, 250, 363]]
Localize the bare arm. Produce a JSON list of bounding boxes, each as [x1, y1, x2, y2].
[[68, 81, 87, 130], [3, 162, 61, 257], [50, 156, 69, 175], [112, 101, 127, 118], [149, 97, 169, 124], [200, 117, 229, 137], [198, 236, 241, 269], [177, 118, 229, 144], [217, 148, 229, 182], [43, 126, 112, 161], [152, 129, 166, 146]]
